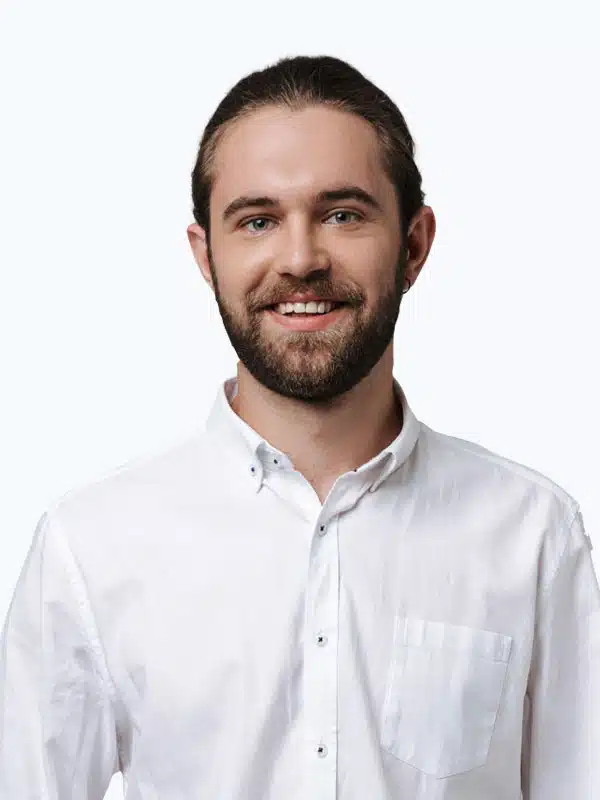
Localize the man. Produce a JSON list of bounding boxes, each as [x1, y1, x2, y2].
[[1, 54, 598, 799]]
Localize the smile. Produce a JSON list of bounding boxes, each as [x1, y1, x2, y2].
[[264, 304, 349, 331]]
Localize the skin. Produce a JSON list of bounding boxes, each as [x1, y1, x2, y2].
[[188, 104, 436, 503]]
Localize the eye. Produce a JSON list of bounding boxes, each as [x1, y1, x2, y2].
[[241, 217, 275, 234], [325, 210, 363, 225], [239, 209, 363, 235]]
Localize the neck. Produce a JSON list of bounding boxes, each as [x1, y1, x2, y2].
[[230, 348, 403, 496]]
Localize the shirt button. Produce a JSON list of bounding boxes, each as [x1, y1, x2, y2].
[[318, 524, 327, 536], [316, 743, 328, 758], [316, 632, 328, 646]]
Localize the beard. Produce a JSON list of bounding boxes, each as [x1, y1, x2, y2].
[[207, 245, 408, 404]]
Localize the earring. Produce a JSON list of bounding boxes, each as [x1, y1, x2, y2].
[[402, 278, 412, 295]]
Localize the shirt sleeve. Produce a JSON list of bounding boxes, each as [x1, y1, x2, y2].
[[0, 510, 120, 798], [521, 506, 600, 799]]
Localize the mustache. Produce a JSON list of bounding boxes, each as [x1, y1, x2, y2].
[[256, 286, 363, 310]]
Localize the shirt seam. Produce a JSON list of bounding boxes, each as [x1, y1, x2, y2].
[[538, 501, 580, 603], [49, 509, 124, 769], [428, 426, 578, 511]]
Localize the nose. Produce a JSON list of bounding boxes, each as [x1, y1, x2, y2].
[[273, 218, 331, 278]]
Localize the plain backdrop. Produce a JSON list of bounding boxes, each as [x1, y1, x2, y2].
[[1, 1, 598, 797]]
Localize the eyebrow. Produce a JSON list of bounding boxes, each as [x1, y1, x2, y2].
[[222, 185, 384, 224]]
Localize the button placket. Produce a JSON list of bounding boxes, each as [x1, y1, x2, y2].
[[304, 514, 339, 796]]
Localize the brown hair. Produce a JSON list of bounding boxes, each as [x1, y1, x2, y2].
[[191, 55, 426, 246]]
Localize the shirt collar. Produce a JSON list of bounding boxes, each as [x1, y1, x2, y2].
[[204, 374, 421, 493]]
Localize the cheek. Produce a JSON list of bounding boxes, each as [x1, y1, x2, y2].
[[348, 248, 394, 291], [220, 279, 265, 318], [341, 233, 395, 274], [210, 255, 260, 307]]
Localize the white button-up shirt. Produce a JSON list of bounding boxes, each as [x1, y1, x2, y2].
[[1, 375, 599, 799]]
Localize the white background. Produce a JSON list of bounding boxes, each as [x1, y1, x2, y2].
[[1, 1, 598, 797]]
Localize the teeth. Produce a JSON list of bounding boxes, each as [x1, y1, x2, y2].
[[275, 300, 336, 315]]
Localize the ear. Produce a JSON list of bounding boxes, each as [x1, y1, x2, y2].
[[404, 206, 436, 287], [187, 223, 214, 291]]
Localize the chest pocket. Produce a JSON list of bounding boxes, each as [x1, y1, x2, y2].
[[381, 616, 513, 779]]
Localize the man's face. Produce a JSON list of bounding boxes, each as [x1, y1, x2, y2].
[[197, 105, 407, 403]]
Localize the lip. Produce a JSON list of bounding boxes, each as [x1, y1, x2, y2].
[[264, 305, 349, 331], [269, 295, 341, 304]]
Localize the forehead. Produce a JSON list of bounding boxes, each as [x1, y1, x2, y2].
[[210, 105, 390, 209]]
